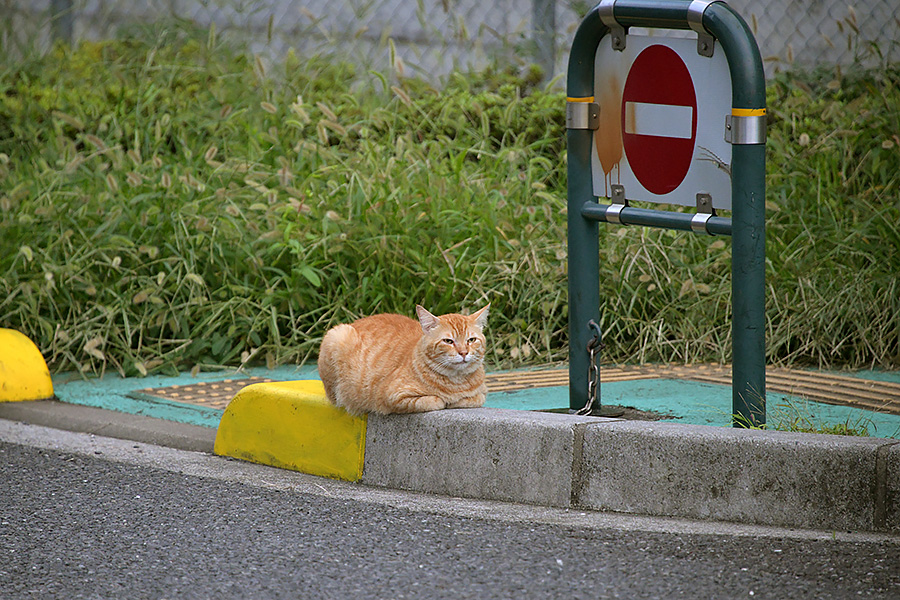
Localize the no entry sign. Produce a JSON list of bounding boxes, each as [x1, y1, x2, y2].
[[622, 44, 697, 195], [592, 34, 733, 209]]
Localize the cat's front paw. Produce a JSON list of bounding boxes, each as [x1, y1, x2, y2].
[[388, 394, 446, 414], [447, 394, 486, 409]]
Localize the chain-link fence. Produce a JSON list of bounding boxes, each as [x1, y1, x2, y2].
[[3, 0, 899, 78]]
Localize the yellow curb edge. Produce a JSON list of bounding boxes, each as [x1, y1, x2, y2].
[[0, 328, 54, 402], [214, 380, 366, 482]]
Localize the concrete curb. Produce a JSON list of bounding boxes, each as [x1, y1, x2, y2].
[[363, 408, 612, 508], [577, 421, 900, 532], [3, 396, 898, 534], [0, 400, 215, 453], [360, 409, 900, 534]]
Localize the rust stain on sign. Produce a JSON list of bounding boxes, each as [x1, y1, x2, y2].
[[594, 74, 623, 197]]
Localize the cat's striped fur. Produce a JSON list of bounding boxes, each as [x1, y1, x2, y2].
[[317, 304, 489, 415]]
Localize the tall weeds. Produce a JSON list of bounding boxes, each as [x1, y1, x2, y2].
[[0, 25, 897, 376], [765, 62, 900, 368]]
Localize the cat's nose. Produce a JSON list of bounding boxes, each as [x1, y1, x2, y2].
[[457, 346, 468, 357]]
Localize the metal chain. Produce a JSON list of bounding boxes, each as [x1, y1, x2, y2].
[[576, 320, 603, 416]]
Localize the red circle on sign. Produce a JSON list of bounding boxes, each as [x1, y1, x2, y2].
[[621, 45, 697, 195]]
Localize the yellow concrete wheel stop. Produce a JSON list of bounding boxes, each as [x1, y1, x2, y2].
[[214, 380, 367, 482], [0, 328, 54, 402]]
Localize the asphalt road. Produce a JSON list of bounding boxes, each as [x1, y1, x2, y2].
[[2, 421, 899, 599]]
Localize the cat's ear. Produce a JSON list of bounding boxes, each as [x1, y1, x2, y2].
[[471, 303, 490, 329], [415, 305, 440, 333]]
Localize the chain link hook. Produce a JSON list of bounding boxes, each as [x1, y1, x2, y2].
[[576, 320, 603, 416]]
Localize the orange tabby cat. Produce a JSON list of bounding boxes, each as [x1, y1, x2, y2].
[[317, 304, 490, 415]]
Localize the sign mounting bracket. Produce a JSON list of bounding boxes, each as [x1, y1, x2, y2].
[[691, 192, 716, 235], [605, 185, 629, 225], [598, 0, 627, 51], [688, 0, 716, 58]]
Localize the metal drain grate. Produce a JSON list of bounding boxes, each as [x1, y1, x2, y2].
[[658, 365, 900, 415], [485, 365, 900, 415], [484, 366, 654, 392], [131, 377, 279, 410]]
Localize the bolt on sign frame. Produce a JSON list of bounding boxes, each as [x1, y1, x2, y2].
[[566, 0, 767, 426]]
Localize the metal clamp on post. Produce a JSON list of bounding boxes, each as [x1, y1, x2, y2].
[[691, 192, 715, 235], [725, 108, 767, 145], [605, 184, 628, 225], [687, 0, 716, 57], [597, 0, 626, 51], [566, 98, 600, 130]]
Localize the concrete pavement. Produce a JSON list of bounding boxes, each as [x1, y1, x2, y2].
[[5, 421, 898, 599]]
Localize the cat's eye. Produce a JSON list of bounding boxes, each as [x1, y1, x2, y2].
[[442, 338, 455, 345], [466, 337, 478, 344]]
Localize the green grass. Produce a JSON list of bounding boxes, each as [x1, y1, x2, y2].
[[1, 24, 898, 378], [735, 396, 876, 437]]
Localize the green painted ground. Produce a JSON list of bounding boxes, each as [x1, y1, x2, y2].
[[50, 367, 900, 439]]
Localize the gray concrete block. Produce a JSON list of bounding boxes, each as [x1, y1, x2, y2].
[[362, 408, 612, 507], [883, 442, 900, 533], [578, 421, 890, 532]]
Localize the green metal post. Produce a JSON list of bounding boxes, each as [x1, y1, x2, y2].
[[532, 0, 557, 80], [704, 3, 768, 426], [51, 0, 74, 45], [566, 7, 603, 412]]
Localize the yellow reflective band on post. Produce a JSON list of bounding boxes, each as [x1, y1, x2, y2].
[[732, 107, 767, 117], [566, 96, 595, 103]]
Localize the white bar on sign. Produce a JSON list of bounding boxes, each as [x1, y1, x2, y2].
[[624, 102, 693, 139]]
